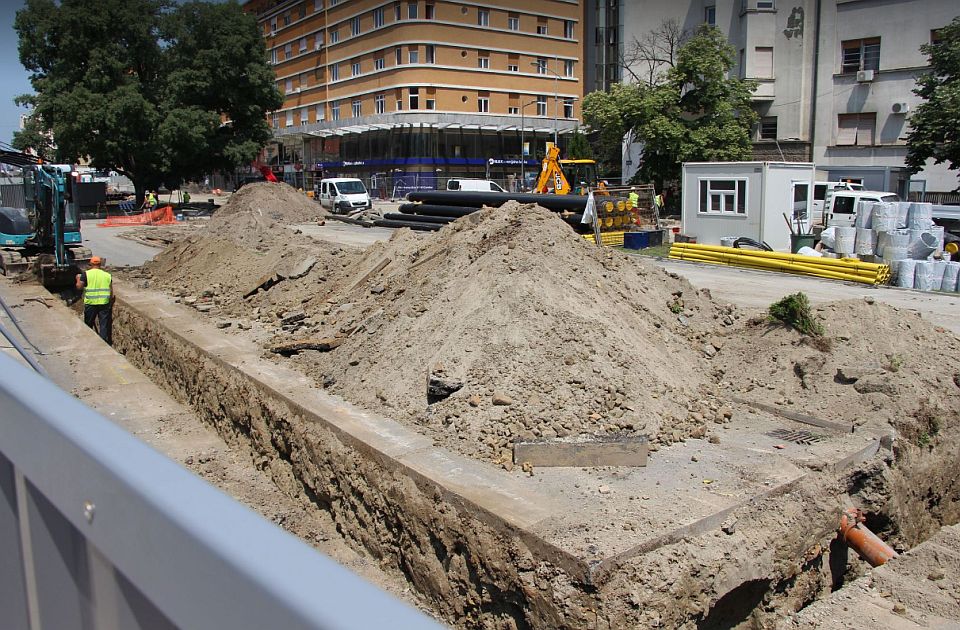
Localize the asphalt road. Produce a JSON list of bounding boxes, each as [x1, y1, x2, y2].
[[79, 219, 162, 267]]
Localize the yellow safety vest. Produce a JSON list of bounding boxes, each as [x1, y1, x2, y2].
[[84, 268, 112, 306], [628, 192, 640, 207]]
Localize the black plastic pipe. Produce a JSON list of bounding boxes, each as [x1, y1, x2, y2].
[[398, 203, 479, 218], [405, 191, 590, 211], [372, 218, 442, 231], [383, 213, 454, 224]]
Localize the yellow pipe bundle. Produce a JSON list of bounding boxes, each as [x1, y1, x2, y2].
[[668, 243, 891, 285]]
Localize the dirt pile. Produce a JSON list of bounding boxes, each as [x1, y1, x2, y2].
[[142, 182, 352, 308], [276, 201, 737, 462]]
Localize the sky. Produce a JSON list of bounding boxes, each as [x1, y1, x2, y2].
[[0, 1, 32, 146]]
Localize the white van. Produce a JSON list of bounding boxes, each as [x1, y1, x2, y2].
[[824, 190, 900, 228], [446, 178, 505, 192], [319, 178, 371, 213], [811, 181, 863, 225]]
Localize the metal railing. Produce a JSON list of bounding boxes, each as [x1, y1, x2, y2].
[[0, 352, 444, 630]]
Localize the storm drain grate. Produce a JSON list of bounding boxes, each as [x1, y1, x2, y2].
[[767, 428, 827, 445]]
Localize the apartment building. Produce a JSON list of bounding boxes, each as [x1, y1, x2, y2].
[[616, 0, 957, 195], [243, 0, 585, 192]]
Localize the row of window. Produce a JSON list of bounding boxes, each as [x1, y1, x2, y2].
[[753, 113, 878, 146], [268, 2, 575, 44], [738, 39, 879, 81], [277, 50, 575, 94], [271, 92, 575, 126]]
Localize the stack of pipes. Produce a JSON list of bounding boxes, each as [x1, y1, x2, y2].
[[669, 243, 891, 285]]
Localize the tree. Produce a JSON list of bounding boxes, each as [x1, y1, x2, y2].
[[905, 16, 960, 189], [582, 25, 757, 190], [10, 96, 55, 159], [13, 0, 282, 202], [622, 19, 691, 88], [566, 130, 594, 160]]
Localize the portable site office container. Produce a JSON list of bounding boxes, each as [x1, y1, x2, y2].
[[681, 162, 816, 252]]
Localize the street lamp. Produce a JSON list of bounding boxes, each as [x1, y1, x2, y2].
[[520, 98, 537, 192], [531, 60, 561, 147]]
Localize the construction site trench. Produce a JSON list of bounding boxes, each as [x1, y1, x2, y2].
[[62, 183, 960, 627]]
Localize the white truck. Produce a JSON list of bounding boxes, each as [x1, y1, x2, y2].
[[318, 178, 372, 213]]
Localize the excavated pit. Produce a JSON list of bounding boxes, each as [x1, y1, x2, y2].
[[100, 183, 960, 627]]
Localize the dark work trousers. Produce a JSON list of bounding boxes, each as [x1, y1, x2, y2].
[[84, 303, 113, 345]]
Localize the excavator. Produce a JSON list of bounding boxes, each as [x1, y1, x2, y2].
[[532, 145, 607, 195], [0, 149, 92, 287]]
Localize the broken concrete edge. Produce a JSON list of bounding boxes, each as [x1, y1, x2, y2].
[[513, 435, 649, 468], [115, 287, 601, 584]]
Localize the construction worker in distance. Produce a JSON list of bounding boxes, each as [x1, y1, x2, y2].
[[75, 256, 114, 345], [628, 187, 640, 209]]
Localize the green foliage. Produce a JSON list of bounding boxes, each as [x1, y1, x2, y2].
[[11, 110, 55, 159], [14, 0, 282, 201], [565, 130, 594, 160], [768, 292, 824, 338], [905, 16, 960, 188], [582, 25, 757, 190]]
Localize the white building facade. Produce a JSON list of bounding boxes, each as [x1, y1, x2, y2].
[[615, 0, 957, 195]]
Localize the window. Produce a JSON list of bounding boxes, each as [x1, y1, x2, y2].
[[315, 33, 324, 50], [563, 99, 574, 118], [285, 78, 293, 93], [271, 48, 278, 64], [478, 96, 489, 113], [426, 45, 435, 63], [842, 38, 880, 73], [396, 48, 402, 64], [564, 21, 574, 39], [754, 47, 773, 79], [396, 99, 403, 110], [271, 113, 279, 127], [352, 61, 361, 76], [508, 15, 519, 31], [352, 16, 361, 36], [286, 110, 293, 126], [758, 116, 777, 140], [508, 64, 519, 72], [330, 0, 341, 5], [374, 7, 384, 27], [478, 52, 489, 69], [705, 5, 716, 25], [426, 99, 435, 110], [698, 179, 747, 214], [409, 49, 419, 63], [300, 108, 309, 125], [931, 28, 944, 46], [283, 12, 291, 26], [284, 43, 292, 58], [375, 56, 385, 70], [299, 37, 307, 52], [425, 4, 434, 19], [330, 64, 339, 80], [537, 24, 548, 35], [314, 67, 324, 81], [837, 113, 876, 146], [331, 100, 340, 120], [270, 18, 277, 33], [352, 100, 362, 117], [756, 0, 774, 8], [536, 57, 547, 74], [330, 28, 339, 43], [315, 0, 323, 10], [508, 106, 519, 115], [316, 104, 324, 122], [478, 9, 489, 26], [409, 87, 420, 109], [408, 2, 417, 19], [395, 2, 401, 20], [536, 96, 546, 116], [298, 4, 306, 18], [375, 94, 385, 114], [564, 60, 574, 77]]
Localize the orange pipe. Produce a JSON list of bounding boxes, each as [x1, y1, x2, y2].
[[839, 508, 897, 567]]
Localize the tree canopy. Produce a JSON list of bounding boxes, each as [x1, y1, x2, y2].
[[13, 0, 282, 200], [905, 16, 960, 188], [582, 24, 757, 189]]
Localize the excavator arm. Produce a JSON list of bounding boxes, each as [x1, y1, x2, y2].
[[533, 145, 572, 195]]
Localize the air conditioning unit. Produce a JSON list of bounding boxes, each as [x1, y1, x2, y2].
[[891, 102, 910, 114], [293, 87, 302, 93], [856, 70, 875, 82]]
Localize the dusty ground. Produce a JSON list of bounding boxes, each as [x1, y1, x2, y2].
[[114, 182, 960, 626]]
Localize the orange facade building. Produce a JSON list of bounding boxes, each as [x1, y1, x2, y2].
[[242, 0, 585, 193]]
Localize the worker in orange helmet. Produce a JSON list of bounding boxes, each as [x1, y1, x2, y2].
[[75, 256, 114, 345]]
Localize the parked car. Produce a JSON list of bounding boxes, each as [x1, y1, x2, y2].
[[446, 178, 505, 192], [824, 189, 900, 228]]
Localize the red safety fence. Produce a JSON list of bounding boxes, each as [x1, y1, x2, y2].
[[97, 205, 178, 227]]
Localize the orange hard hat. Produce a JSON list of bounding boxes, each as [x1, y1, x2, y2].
[[89, 256, 102, 265]]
